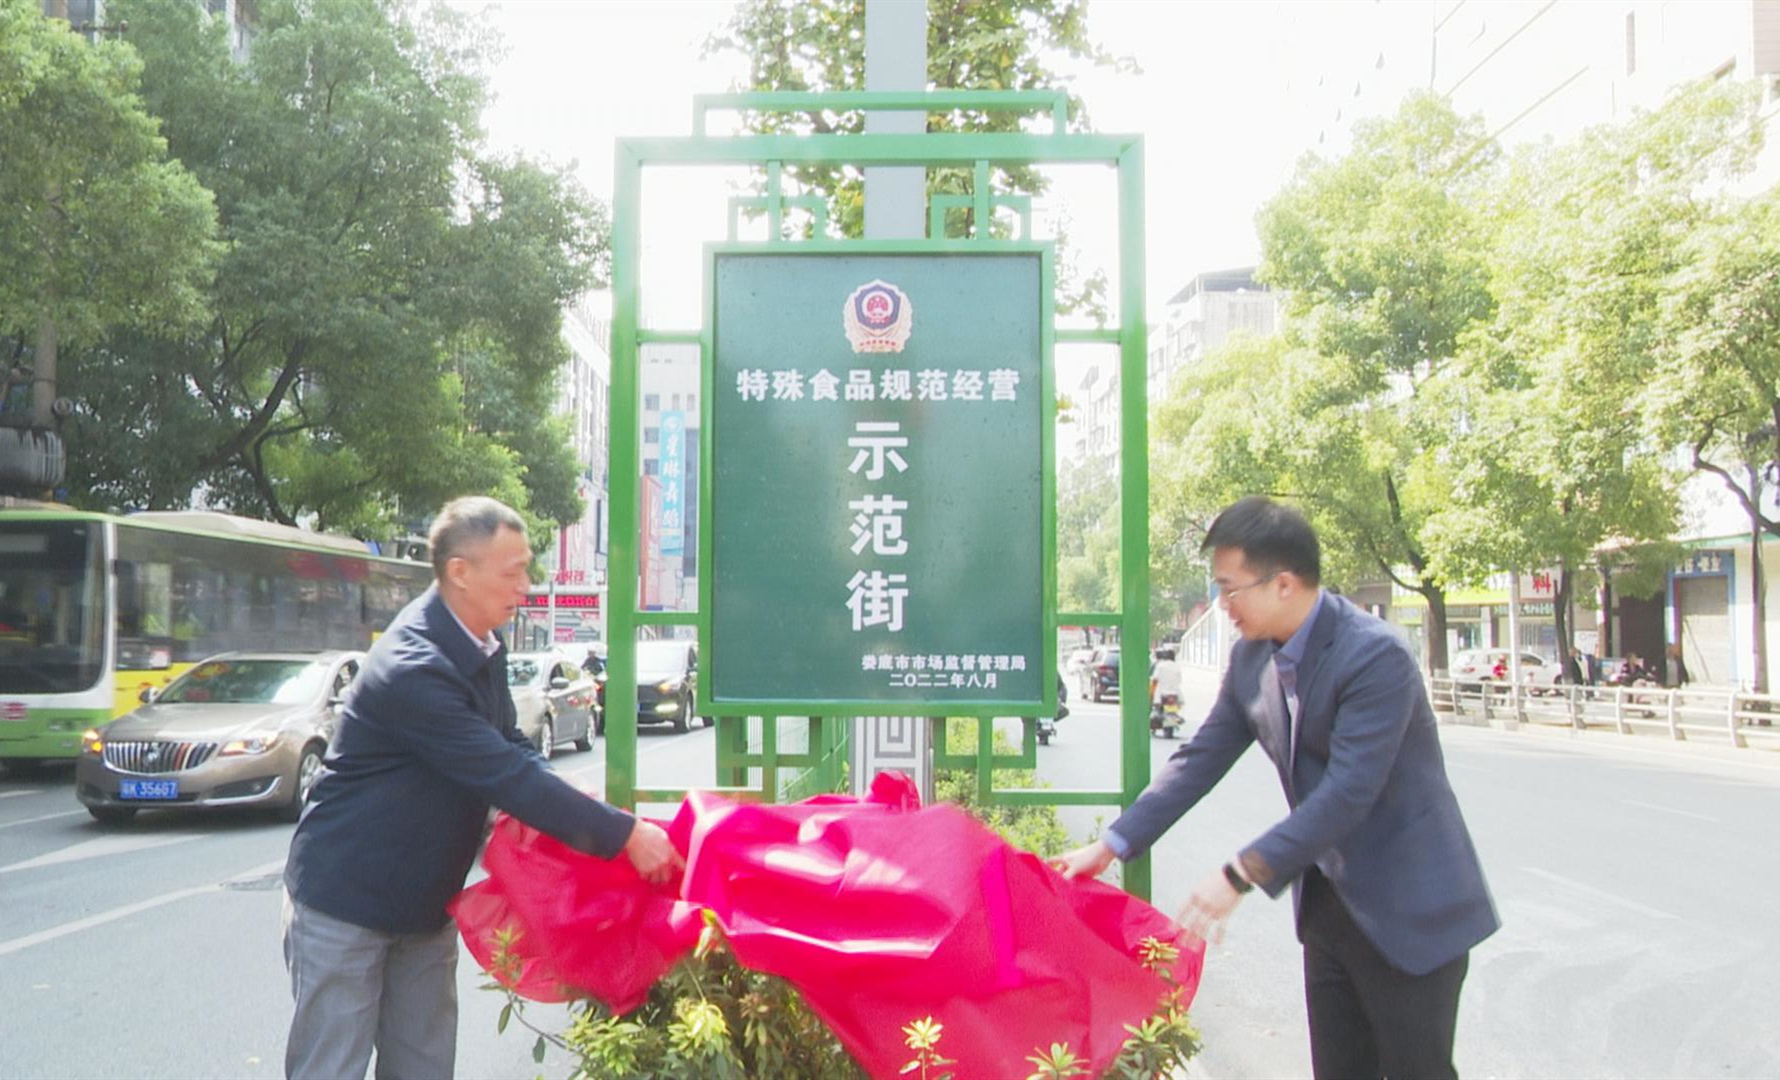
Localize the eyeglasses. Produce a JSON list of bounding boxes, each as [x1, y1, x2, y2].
[[1215, 573, 1278, 605]]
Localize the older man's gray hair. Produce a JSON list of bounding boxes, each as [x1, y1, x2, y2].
[[427, 497, 527, 579]]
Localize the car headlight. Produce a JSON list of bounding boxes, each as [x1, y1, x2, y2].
[[220, 735, 280, 756], [81, 728, 103, 755], [656, 680, 679, 694]]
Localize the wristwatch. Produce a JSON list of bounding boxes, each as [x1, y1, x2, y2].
[[1222, 861, 1253, 895]]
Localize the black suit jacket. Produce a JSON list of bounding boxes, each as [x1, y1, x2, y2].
[[285, 588, 635, 933]]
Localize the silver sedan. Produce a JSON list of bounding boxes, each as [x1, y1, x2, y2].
[[75, 651, 361, 825]]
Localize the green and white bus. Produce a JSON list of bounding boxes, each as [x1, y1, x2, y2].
[[0, 504, 433, 766]]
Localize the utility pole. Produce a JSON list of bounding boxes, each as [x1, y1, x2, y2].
[[853, 0, 932, 801]]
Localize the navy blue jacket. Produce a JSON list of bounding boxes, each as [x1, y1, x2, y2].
[[1110, 593, 1498, 975], [285, 588, 635, 933]]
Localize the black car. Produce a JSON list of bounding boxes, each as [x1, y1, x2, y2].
[[1079, 646, 1120, 702], [601, 639, 702, 734]]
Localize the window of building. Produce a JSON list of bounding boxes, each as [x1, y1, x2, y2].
[[671, 393, 682, 411], [644, 393, 660, 412], [688, 393, 697, 413], [644, 427, 659, 445], [1625, 13, 1636, 75], [644, 460, 659, 476]]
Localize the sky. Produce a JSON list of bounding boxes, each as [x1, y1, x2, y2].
[[465, 0, 1433, 360]]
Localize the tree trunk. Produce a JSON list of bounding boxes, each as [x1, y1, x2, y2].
[[1424, 585, 1450, 674], [1555, 560, 1581, 684], [1749, 464, 1769, 694]]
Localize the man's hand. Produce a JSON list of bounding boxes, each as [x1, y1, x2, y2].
[[1050, 839, 1117, 881], [622, 820, 683, 885], [1175, 865, 1244, 944]]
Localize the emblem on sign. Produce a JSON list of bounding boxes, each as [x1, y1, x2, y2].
[[843, 280, 913, 354]]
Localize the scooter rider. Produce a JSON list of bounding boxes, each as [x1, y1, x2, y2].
[[1150, 647, 1184, 733]]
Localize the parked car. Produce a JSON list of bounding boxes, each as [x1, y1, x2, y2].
[[581, 645, 608, 730], [1450, 649, 1560, 693], [507, 651, 597, 759], [633, 639, 702, 733], [75, 651, 362, 825], [1079, 646, 1121, 702]]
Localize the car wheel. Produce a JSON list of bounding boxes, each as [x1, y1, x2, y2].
[[595, 711, 605, 736], [1091, 681, 1103, 703], [277, 743, 325, 824], [537, 714, 555, 760], [1037, 730, 1050, 746], [573, 719, 593, 753], [671, 697, 690, 734], [88, 804, 137, 825]]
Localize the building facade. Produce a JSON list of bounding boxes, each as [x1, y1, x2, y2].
[[1146, 268, 1281, 402]]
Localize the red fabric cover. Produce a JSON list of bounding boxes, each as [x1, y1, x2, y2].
[[452, 772, 1202, 1078]]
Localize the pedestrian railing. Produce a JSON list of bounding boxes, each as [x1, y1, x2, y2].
[[1428, 677, 1780, 749], [1177, 605, 1233, 672]]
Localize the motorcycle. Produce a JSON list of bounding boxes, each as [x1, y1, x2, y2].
[[1149, 693, 1184, 739], [1037, 675, 1069, 746]]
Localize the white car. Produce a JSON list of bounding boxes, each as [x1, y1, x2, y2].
[[1451, 649, 1561, 692]]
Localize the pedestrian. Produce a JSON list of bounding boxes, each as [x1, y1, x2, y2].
[[1054, 496, 1498, 1080], [1664, 642, 1690, 688], [281, 496, 681, 1080]]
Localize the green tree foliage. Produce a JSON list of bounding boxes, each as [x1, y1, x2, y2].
[[704, 0, 1131, 318], [1429, 88, 1757, 667], [1649, 159, 1780, 691], [1057, 450, 1117, 616], [1248, 92, 1501, 672], [63, 0, 603, 541], [0, 0, 217, 385]]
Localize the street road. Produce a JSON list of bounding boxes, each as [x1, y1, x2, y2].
[[0, 724, 717, 1080], [5, 680, 1779, 1079]]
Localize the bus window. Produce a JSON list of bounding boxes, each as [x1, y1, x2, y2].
[[0, 521, 105, 693]]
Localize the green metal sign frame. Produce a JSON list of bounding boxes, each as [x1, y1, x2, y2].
[[606, 90, 1155, 898]]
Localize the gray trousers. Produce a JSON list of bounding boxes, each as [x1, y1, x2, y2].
[[282, 892, 459, 1080]]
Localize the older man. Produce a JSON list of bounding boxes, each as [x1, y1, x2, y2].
[[282, 496, 680, 1080]]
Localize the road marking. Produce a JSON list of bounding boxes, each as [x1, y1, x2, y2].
[[0, 859, 284, 959], [0, 832, 198, 874], [1621, 799, 1719, 823], [1521, 866, 1678, 921], [0, 789, 43, 799], [0, 809, 87, 830]]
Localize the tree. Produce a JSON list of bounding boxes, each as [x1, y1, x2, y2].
[[1651, 186, 1780, 693], [1056, 449, 1116, 635], [704, 0, 1131, 318], [1476, 80, 1758, 684], [64, 0, 603, 544], [1416, 93, 1725, 673], [1252, 92, 1501, 672], [0, 0, 217, 431]]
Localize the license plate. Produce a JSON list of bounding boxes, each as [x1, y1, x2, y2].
[[119, 779, 179, 800]]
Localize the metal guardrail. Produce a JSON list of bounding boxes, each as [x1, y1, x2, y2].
[[1427, 677, 1780, 749], [1177, 604, 1233, 672]]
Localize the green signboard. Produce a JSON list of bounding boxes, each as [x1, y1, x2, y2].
[[705, 249, 1051, 711]]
